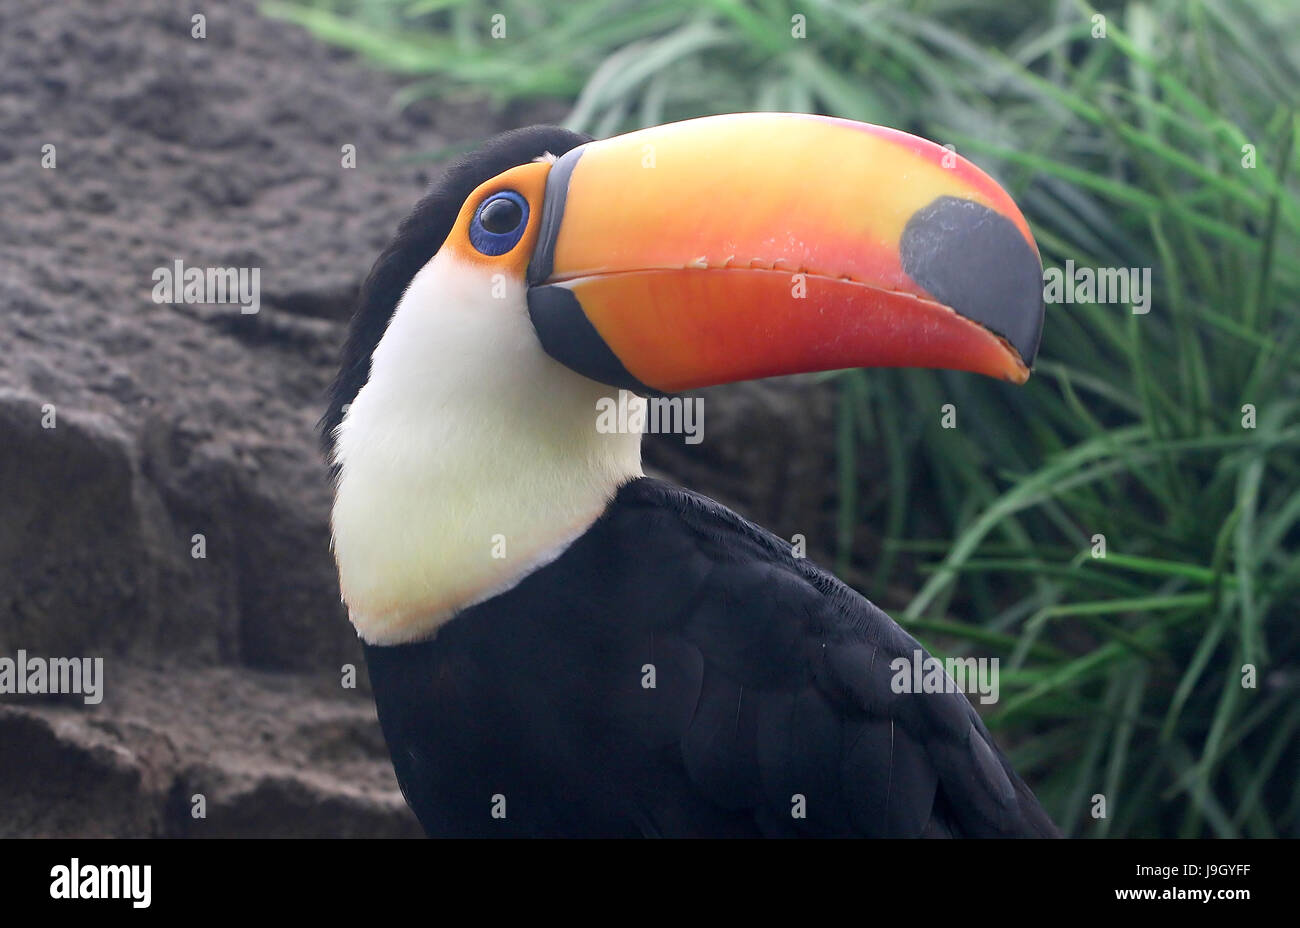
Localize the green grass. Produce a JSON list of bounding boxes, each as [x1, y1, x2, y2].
[[266, 0, 1300, 837]]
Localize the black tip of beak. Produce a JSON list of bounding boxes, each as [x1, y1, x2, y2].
[[900, 196, 1045, 368]]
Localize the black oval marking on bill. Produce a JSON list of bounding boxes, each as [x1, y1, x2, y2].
[[900, 196, 1044, 367]]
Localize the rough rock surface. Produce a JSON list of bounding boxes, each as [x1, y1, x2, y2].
[[0, 0, 837, 835]]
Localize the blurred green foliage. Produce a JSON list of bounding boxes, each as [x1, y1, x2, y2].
[[266, 0, 1300, 837]]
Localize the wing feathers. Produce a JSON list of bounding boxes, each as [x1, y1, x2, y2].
[[617, 478, 1059, 837]]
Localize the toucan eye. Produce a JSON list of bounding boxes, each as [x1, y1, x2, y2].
[[469, 191, 529, 256]]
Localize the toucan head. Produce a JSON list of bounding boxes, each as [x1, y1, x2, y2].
[[326, 114, 1045, 643]]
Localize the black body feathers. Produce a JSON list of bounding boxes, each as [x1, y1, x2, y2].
[[365, 477, 1059, 838]]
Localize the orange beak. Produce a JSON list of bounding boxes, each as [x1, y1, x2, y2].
[[525, 113, 1044, 394]]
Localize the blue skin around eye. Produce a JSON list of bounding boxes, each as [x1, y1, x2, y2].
[[469, 191, 529, 256]]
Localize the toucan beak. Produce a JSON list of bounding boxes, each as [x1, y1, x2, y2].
[[525, 113, 1045, 394]]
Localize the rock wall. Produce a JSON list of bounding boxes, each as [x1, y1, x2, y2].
[[0, 0, 836, 836]]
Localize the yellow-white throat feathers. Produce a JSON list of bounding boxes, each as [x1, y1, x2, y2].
[[330, 254, 644, 645]]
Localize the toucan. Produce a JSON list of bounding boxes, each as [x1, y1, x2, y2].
[[323, 113, 1057, 837]]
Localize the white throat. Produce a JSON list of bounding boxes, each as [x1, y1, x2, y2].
[[330, 253, 644, 645]]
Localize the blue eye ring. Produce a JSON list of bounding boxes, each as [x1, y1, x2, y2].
[[469, 190, 530, 256]]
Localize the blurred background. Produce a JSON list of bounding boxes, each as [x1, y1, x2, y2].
[[1, 0, 1296, 837]]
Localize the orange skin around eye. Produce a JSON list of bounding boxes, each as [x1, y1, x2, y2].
[[441, 161, 553, 276]]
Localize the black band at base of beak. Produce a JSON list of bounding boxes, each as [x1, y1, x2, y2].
[[526, 147, 584, 287], [527, 286, 659, 396]]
